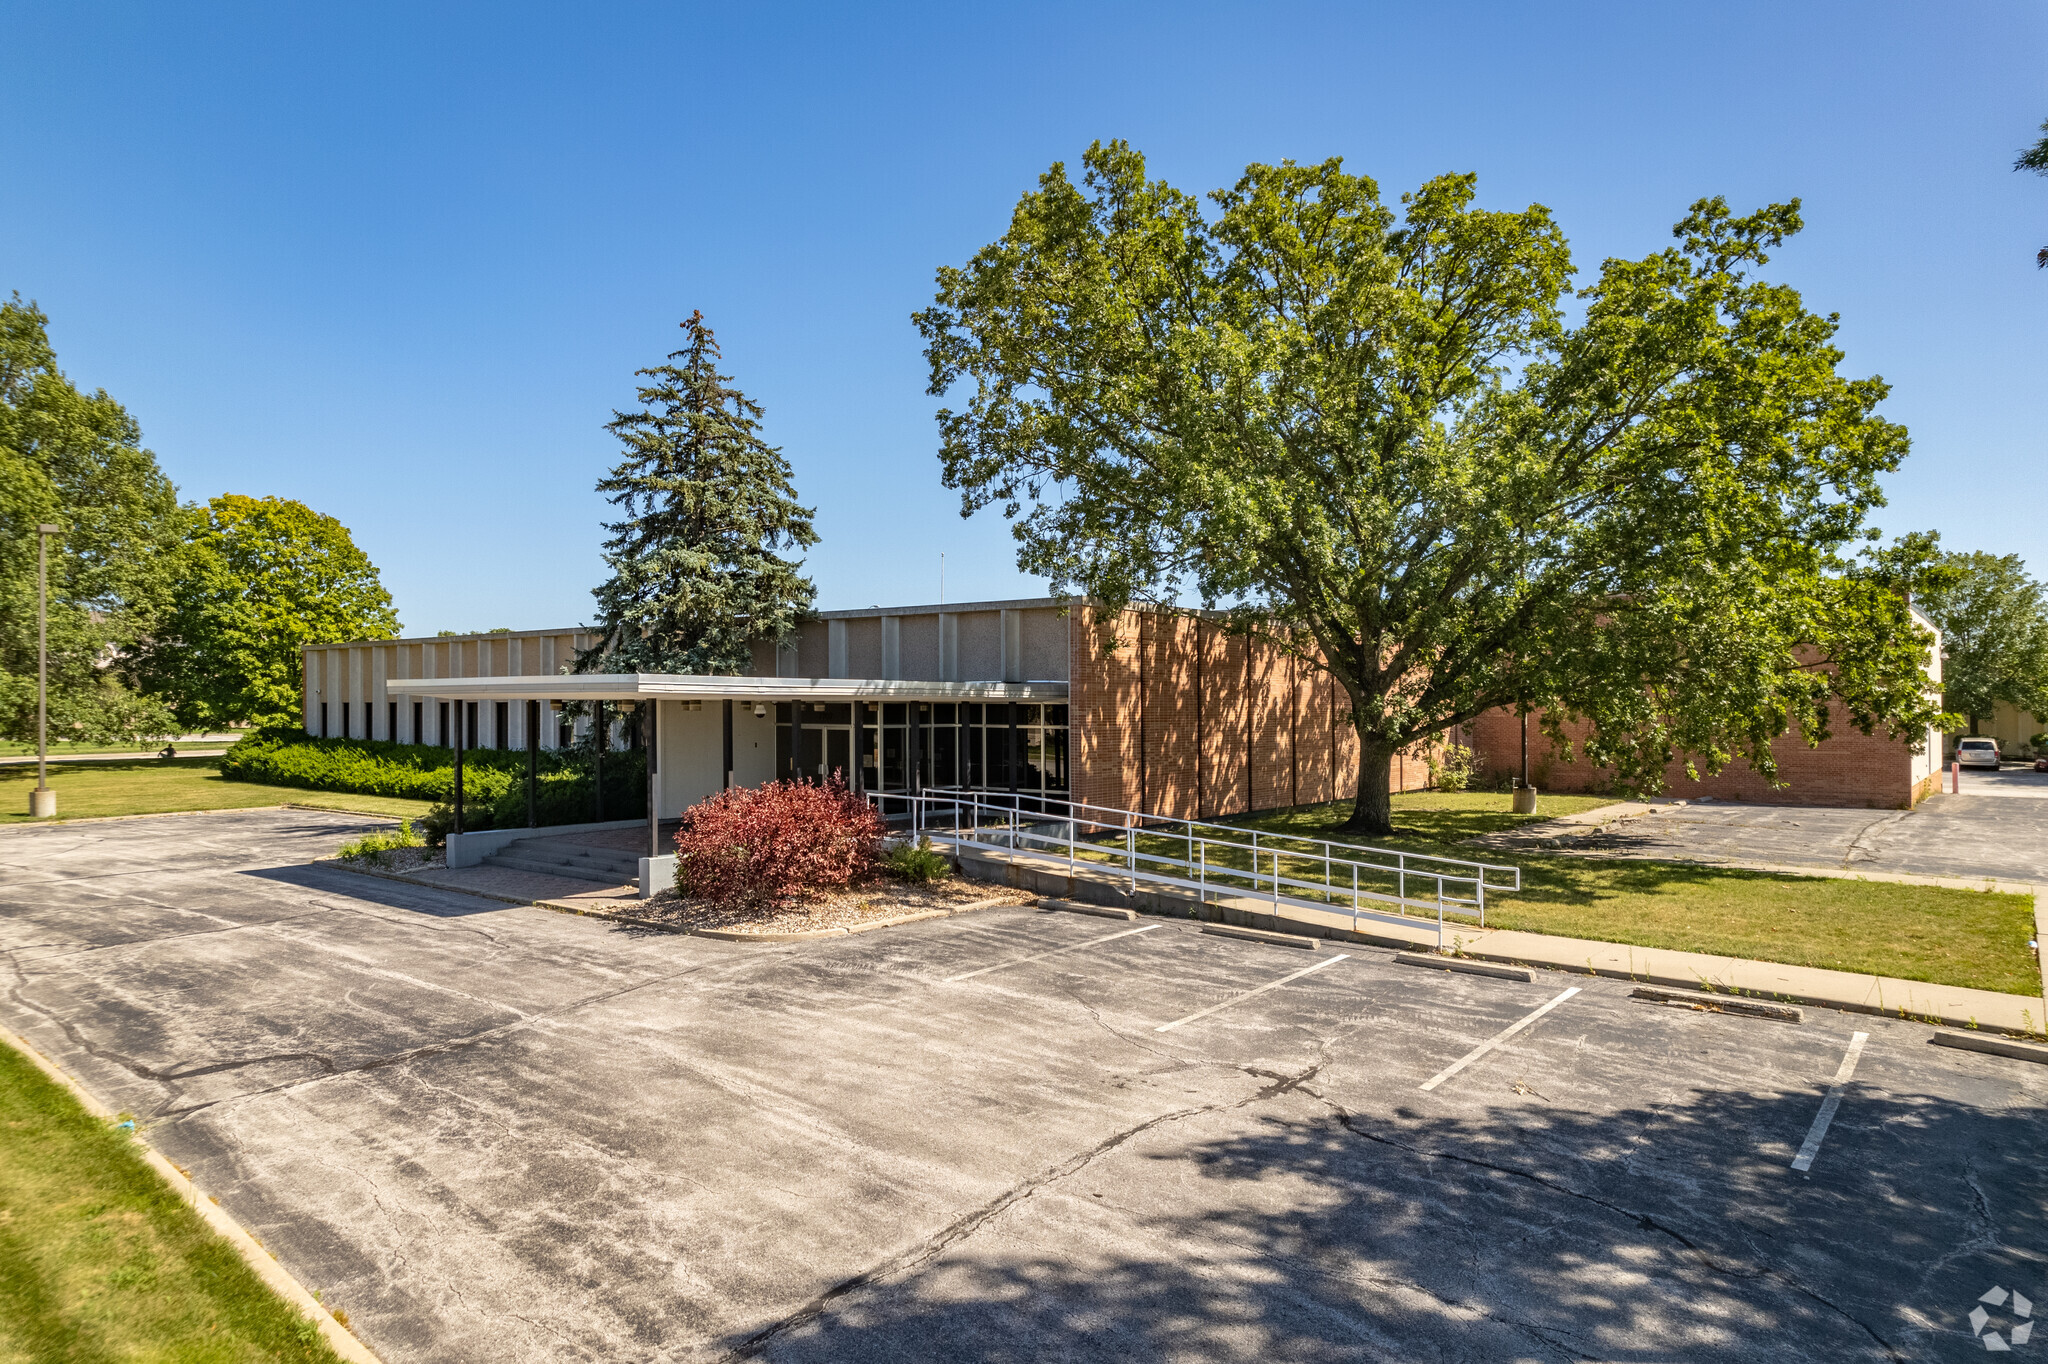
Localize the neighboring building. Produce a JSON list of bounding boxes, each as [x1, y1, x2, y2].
[[299, 598, 1438, 825], [1467, 607, 1948, 810], [1946, 700, 2045, 760]]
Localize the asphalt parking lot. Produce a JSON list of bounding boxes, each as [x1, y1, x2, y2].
[[3, 809, 2045, 1362], [1499, 783, 2048, 884]]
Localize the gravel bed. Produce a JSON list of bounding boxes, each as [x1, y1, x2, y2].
[[630, 876, 1029, 934]]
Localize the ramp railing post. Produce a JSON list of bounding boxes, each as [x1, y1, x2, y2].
[[1436, 876, 1445, 951]]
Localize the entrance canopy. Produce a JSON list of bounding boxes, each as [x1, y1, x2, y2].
[[383, 674, 1069, 702]]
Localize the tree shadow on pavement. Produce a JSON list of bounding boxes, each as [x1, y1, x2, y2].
[[746, 1080, 2046, 1363]]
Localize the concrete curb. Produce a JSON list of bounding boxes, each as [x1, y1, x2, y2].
[[571, 895, 1021, 944], [0, 1027, 382, 1363], [1931, 1030, 2048, 1065], [536, 900, 691, 932], [1394, 952, 1533, 982], [1630, 985, 1804, 1022]]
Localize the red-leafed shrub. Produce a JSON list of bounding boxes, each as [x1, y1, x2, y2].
[[674, 775, 886, 909]]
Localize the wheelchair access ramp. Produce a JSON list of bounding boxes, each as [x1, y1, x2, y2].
[[872, 789, 1521, 950]]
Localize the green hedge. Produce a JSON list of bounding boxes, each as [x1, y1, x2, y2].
[[219, 729, 647, 828]]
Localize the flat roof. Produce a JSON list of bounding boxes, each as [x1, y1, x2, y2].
[[307, 597, 1074, 651], [383, 674, 1069, 702]]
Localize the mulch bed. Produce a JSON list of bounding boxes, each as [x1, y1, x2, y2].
[[630, 875, 1030, 935]]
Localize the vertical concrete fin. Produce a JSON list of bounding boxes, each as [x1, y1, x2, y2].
[[882, 616, 901, 680], [939, 613, 958, 682], [1002, 609, 1024, 683], [828, 619, 849, 678]]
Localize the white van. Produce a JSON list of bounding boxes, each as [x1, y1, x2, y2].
[[1955, 737, 2001, 770]]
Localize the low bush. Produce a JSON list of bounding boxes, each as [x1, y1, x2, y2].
[[674, 777, 886, 910], [224, 729, 646, 842], [882, 836, 953, 884], [1425, 743, 1479, 794], [337, 820, 423, 864]]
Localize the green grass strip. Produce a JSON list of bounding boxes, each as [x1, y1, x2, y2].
[[0, 1040, 346, 1362]]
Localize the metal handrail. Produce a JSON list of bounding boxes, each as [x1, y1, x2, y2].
[[874, 788, 1521, 950], [921, 787, 1519, 891]]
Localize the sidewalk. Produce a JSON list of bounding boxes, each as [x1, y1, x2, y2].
[[0, 745, 234, 767], [954, 843, 2048, 1038]]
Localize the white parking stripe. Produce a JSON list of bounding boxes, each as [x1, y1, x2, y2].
[[943, 925, 1159, 983], [1790, 1032, 1869, 1173], [1154, 954, 1350, 1032], [1419, 987, 1581, 1092]]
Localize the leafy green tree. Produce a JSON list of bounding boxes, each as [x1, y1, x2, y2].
[[1, 294, 184, 743], [129, 495, 399, 727], [919, 144, 1942, 834], [2017, 117, 2048, 268], [1910, 545, 2048, 736], [580, 311, 816, 675]]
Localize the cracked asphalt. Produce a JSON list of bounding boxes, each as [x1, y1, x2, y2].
[[3, 808, 2045, 1362]]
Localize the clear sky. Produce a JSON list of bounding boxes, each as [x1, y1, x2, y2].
[[5, 2, 2043, 635]]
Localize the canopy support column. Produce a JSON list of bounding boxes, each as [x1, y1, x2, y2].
[[647, 700, 660, 860], [452, 710, 465, 835], [525, 699, 538, 827]]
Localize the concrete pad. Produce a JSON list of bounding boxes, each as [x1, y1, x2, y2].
[[1038, 898, 1138, 920], [1199, 923, 1319, 950]]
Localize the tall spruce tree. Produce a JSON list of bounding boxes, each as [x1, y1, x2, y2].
[[581, 312, 817, 675]]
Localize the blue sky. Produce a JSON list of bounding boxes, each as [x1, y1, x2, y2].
[[5, 2, 2043, 634]]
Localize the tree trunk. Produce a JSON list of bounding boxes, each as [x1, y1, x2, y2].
[[1968, 714, 1981, 736], [1342, 736, 1395, 837]]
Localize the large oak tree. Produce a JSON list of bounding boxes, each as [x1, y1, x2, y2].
[[918, 144, 1941, 835]]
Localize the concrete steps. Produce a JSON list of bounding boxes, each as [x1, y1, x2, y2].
[[482, 838, 639, 886]]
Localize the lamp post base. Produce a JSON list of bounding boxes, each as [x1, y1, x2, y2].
[[1511, 786, 1539, 815], [30, 788, 56, 818]]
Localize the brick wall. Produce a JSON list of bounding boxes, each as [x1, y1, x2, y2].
[[1071, 607, 1437, 819], [1466, 704, 1925, 810]]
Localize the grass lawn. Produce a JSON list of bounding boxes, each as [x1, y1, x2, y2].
[[0, 1040, 344, 1362], [0, 757, 432, 826], [1207, 793, 2040, 997]]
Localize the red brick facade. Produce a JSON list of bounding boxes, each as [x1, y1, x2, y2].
[[1068, 607, 1436, 819], [1466, 703, 1936, 810]]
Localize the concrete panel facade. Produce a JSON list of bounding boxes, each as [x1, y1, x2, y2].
[[302, 628, 595, 750]]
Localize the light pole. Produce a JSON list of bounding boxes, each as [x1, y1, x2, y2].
[[31, 523, 59, 818]]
